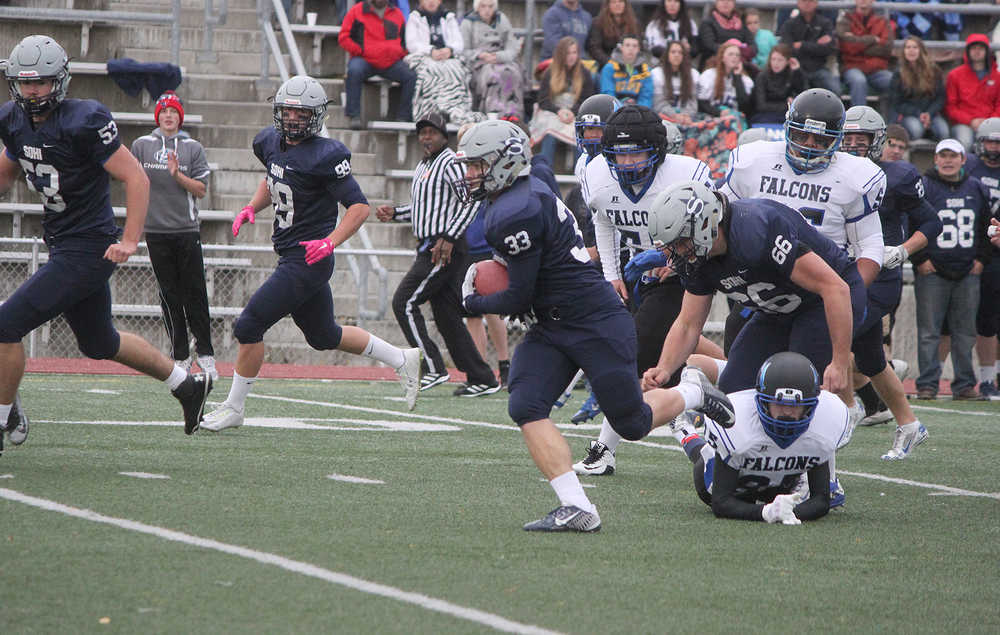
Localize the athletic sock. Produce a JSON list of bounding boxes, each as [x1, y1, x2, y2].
[[226, 372, 256, 411], [681, 434, 707, 463], [674, 381, 703, 411], [164, 366, 187, 391], [0, 403, 11, 426], [597, 417, 622, 452], [364, 334, 406, 369], [549, 470, 596, 514], [856, 382, 881, 416]]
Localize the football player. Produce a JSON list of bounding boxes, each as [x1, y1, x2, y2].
[[453, 120, 735, 532], [573, 105, 724, 476], [0, 35, 213, 443], [840, 106, 939, 459], [201, 76, 421, 432]]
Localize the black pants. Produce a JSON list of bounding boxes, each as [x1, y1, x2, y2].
[[631, 276, 685, 387], [146, 231, 214, 360], [392, 238, 494, 385]]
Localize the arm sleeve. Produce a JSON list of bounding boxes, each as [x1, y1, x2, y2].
[[324, 151, 368, 208], [638, 74, 654, 108], [793, 461, 831, 521], [698, 19, 719, 58], [710, 456, 768, 522], [718, 146, 744, 200], [442, 160, 477, 240], [393, 203, 412, 223], [945, 70, 974, 126], [976, 183, 994, 265], [600, 63, 616, 97], [540, 11, 562, 60], [927, 76, 946, 118], [82, 105, 122, 163], [591, 201, 621, 281], [587, 25, 610, 69], [338, 10, 364, 58], [497, 16, 519, 64], [845, 172, 886, 266], [460, 20, 476, 62], [536, 72, 558, 113], [464, 208, 544, 315], [799, 19, 836, 58], [901, 170, 942, 244], [405, 14, 432, 56], [189, 142, 211, 184], [444, 15, 464, 54], [733, 74, 752, 112]]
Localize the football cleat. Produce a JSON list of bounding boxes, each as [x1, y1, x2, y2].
[[839, 401, 865, 449], [175, 356, 193, 372], [523, 505, 601, 532], [682, 366, 735, 428], [572, 440, 615, 476], [666, 410, 699, 437], [201, 402, 245, 432], [978, 381, 1000, 401], [881, 422, 928, 460], [5, 391, 29, 446], [570, 391, 602, 424], [889, 359, 910, 381], [197, 355, 219, 381], [396, 348, 422, 411], [829, 479, 846, 509], [859, 403, 894, 426], [453, 382, 502, 397], [419, 372, 449, 391], [172, 373, 213, 435]]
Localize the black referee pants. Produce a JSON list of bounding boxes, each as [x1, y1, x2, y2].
[[146, 231, 215, 361], [392, 238, 495, 385]]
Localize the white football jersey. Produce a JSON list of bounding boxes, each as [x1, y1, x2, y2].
[[720, 140, 887, 266], [703, 390, 849, 499], [584, 154, 712, 281], [574, 152, 590, 184]]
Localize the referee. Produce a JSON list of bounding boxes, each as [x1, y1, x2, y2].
[[376, 112, 500, 396]]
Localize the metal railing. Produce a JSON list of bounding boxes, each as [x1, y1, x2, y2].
[[198, 0, 229, 64], [257, 0, 307, 84]]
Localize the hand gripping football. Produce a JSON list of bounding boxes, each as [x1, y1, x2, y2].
[[473, 259, 509, 295]]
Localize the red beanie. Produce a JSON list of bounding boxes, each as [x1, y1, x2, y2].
[[154, 91, 184, 127]]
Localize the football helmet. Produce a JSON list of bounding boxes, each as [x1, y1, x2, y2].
[[974, 117, 1000, 163], [784, 88, 845, 174], [647, 179, 723, 276], [575, 94, 621, 159], [662, 120, 683, 155], [451, 119, 530, 203], [602, 105, 667, 189], [842, 105, 887, 160], [4, 35, 71, 116], [755, 352, 821, 448], [270, 75, 328, 140]]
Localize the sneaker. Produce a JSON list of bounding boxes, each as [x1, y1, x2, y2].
[[523, 505, 601, 532], [953, 386, 985, 401], [889, 359, 910, 381], [197, 355, 219, 381], [881, 422, 928, 460], [453, 382, 502, 397], [419, 372, 449, 391], [681, 366, 735, 428], [4, 391, 28, 446], [572, 440, 615, 476], [171, 373, 213, 435], [201, 402, 245, 432], [829, 479, 846, 509], [839, 401, 865, 449], [553, 385, 574, 409], [395, 348, 422, 411], [498, 360, 510, 387], [977, 381, 1000, 401], [915, 388, 937, 400], [175, 356, 193, 372], [570, 391, 601, 424], [859, 404, 894, 427], [666, 410, 698, 437]]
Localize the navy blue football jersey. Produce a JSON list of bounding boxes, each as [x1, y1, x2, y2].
[[252, 128, 367, 252], [966, 154, 1000, 257], [465, 175, 619, 318], [0, 99, 120, 242], [876, 160, 941, 282], [920, 172, 992, 276], [683, 198, 854, 314]]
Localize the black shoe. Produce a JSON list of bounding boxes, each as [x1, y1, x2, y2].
[[523, 505, 601, 532], [172, 373, 213, 435], [453, 382, 502, 397], [681, 366, 735, 428], [5, 391, 28, 446]]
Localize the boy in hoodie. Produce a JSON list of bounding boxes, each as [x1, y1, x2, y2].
[[131, 92, 217, 380], [944, 34, 1000, 150], [599, 35, 653, 108], [540, 0, 593, 61]]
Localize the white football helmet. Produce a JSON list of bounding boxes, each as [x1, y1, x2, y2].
[[4, 35, 70, 116], [842, 105, 887, 160], [648, 180, 724, 276], [271, 75, 329, 140], [451, 120, 531, 203]]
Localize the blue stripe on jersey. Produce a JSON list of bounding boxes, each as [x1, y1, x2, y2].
[[711, 420, 737, 454], [844, 193, 878, 223], [862, 171, 882, 191]]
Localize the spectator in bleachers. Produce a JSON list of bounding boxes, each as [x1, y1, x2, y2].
[[461, 0, 524, 120], [339, 0, 416, 129], [778, 0, 839, 95], [884, 123, 911, 161], [405, 0, 483, 124], [912, 138, 993, 400], [746, 8, 777, 71], [599, 34, 653, 107], [837, 0, 894, 107], [697, 41, 753, 120], [698, 0, 756, 69], [530, 36, 596, 164], [652, 40, 700, 124], [944, 34, 1000, 150], [644, 0, 700, 61], [540, 0, 593, 62], [751, 44, 805, 124], [888, 36, 949, 143], [131, 91, 217, 380], [894, 0, 964, 43], [587, 0, 641, 70]]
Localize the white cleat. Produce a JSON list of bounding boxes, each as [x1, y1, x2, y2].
[[858, 405, 894, 427], [197, 355, 220, 382], [889, 359, 910, 381], [5, 391, 29, 446], [881, 422, 928, 460], [572, 440, 616, 476], [396, 348, 422, 411], [201, 403, 244, 432], [839, 401, 864, 449]]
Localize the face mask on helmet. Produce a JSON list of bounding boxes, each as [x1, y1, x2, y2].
[[604, 143, 660, 187], [661, 205, 713, 276], [273, 103, 324, 140], [450, 155, 492, 204], [785, 119, 843, 173], [576, 117, 606, 159], [975, 119, 1000, 163], [840, 131, 874, 158], [5, 36, 71, 117]]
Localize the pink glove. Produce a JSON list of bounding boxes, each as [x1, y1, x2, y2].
[[300, 238, 334, 265], [232, 205, 255, 237]]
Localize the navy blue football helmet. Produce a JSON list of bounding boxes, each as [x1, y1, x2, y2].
[[784, 88, 845, 174], [575, 94, 621, 159], [755, 352, 820, 448], [601, 105, 667, 191]]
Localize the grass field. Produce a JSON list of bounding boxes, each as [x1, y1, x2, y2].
[[2, 373, 998, 634]]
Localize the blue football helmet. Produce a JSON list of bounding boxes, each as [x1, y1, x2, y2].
[[601, 105, 666, 191], [755, 352, 820, 448], [575, 94, 621, 159], [784, 88, 845, 174]]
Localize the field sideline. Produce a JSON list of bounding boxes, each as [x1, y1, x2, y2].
[[2, 373, 998, 633]]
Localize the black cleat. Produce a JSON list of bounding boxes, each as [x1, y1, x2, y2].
[[172, 373, 213, 435], [5, 391, 29, 447], [523, 505, 601, 532], [681, 366, 735, 428]]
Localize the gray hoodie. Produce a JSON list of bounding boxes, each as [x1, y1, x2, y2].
[[131, 128, 210, 234]]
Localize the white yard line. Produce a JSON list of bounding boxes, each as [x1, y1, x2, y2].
[[910, 404, 997, 417], [119, 472, 170, 479], [0, 487, 562, 635], [327, 474, 385, 484], [837, 471, 1000, 500]]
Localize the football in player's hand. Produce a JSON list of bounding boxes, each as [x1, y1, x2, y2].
[[473, 260, 509, 295]]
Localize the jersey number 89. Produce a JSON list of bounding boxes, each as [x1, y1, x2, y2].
[[267, 175, 295, 229]]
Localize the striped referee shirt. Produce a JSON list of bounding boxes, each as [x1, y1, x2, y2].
[[393, 147, 477, 241]]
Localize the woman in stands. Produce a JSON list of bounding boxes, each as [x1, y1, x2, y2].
[[697, 41, 753, 122], [405, 0, 484, 124], [750, 44, 805, 125], [888, 36, 949, 143], [529, 36, 596, 165], [698, 0, 755, 70], [644, 0, 700, 62], [587, 0, 641, 70], [460, 0, 523, 120]]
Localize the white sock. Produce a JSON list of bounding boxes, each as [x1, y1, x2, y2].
[[674, 382, 703, 410], [829, 453, 837, 482], [164, 366, 187, 391], [0, 403, 11, 424], [550, 470, 596, 513], [363, 334, 406, 369], [981, 366, 995, 384], [899, 420, 920, 434], [713, 358, 728, 377], [597, 417, 622, 452], [226, 372, 256, 411]]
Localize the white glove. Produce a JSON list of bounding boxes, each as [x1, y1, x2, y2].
[[882, 244, 908, 269], [761, 493, 804, 525]]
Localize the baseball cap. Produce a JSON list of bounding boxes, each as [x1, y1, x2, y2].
[[935, 138, 965, 155], [416, 111, 448, 136]]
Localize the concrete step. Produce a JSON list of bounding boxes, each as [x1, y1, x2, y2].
[[209, 154, 377, 193], [120, 47, 287, 78], [110, 4, 261, 29], [115, 26, 267, 54]]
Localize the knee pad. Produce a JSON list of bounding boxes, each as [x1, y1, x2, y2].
[[507, 388, 551, 426], [78, 330, 121, 360], [303, 324, 343, 351], [233, 312, 264, 345], [853, 321, 888, 377], [590, 369, 651, 441]]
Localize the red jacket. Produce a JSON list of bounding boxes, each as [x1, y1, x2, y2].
[[338, 1, 408, 71], [836, 9, 893, 74], [944, 33, 1000, 126]]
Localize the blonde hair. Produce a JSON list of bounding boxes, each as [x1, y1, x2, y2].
[[898, 36, 941, 98], [713, 42, 741, 102], [549, 37, 585, 102]]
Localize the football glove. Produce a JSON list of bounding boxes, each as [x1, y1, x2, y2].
[[623, 249, 668, 287], [882, 244, 908, 269], [762, 493, 804, 525], [232, 205, 255, 237], [508, 309, 536, 331], [461, 262, 478, 311], [300, 239, 334, 265]]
